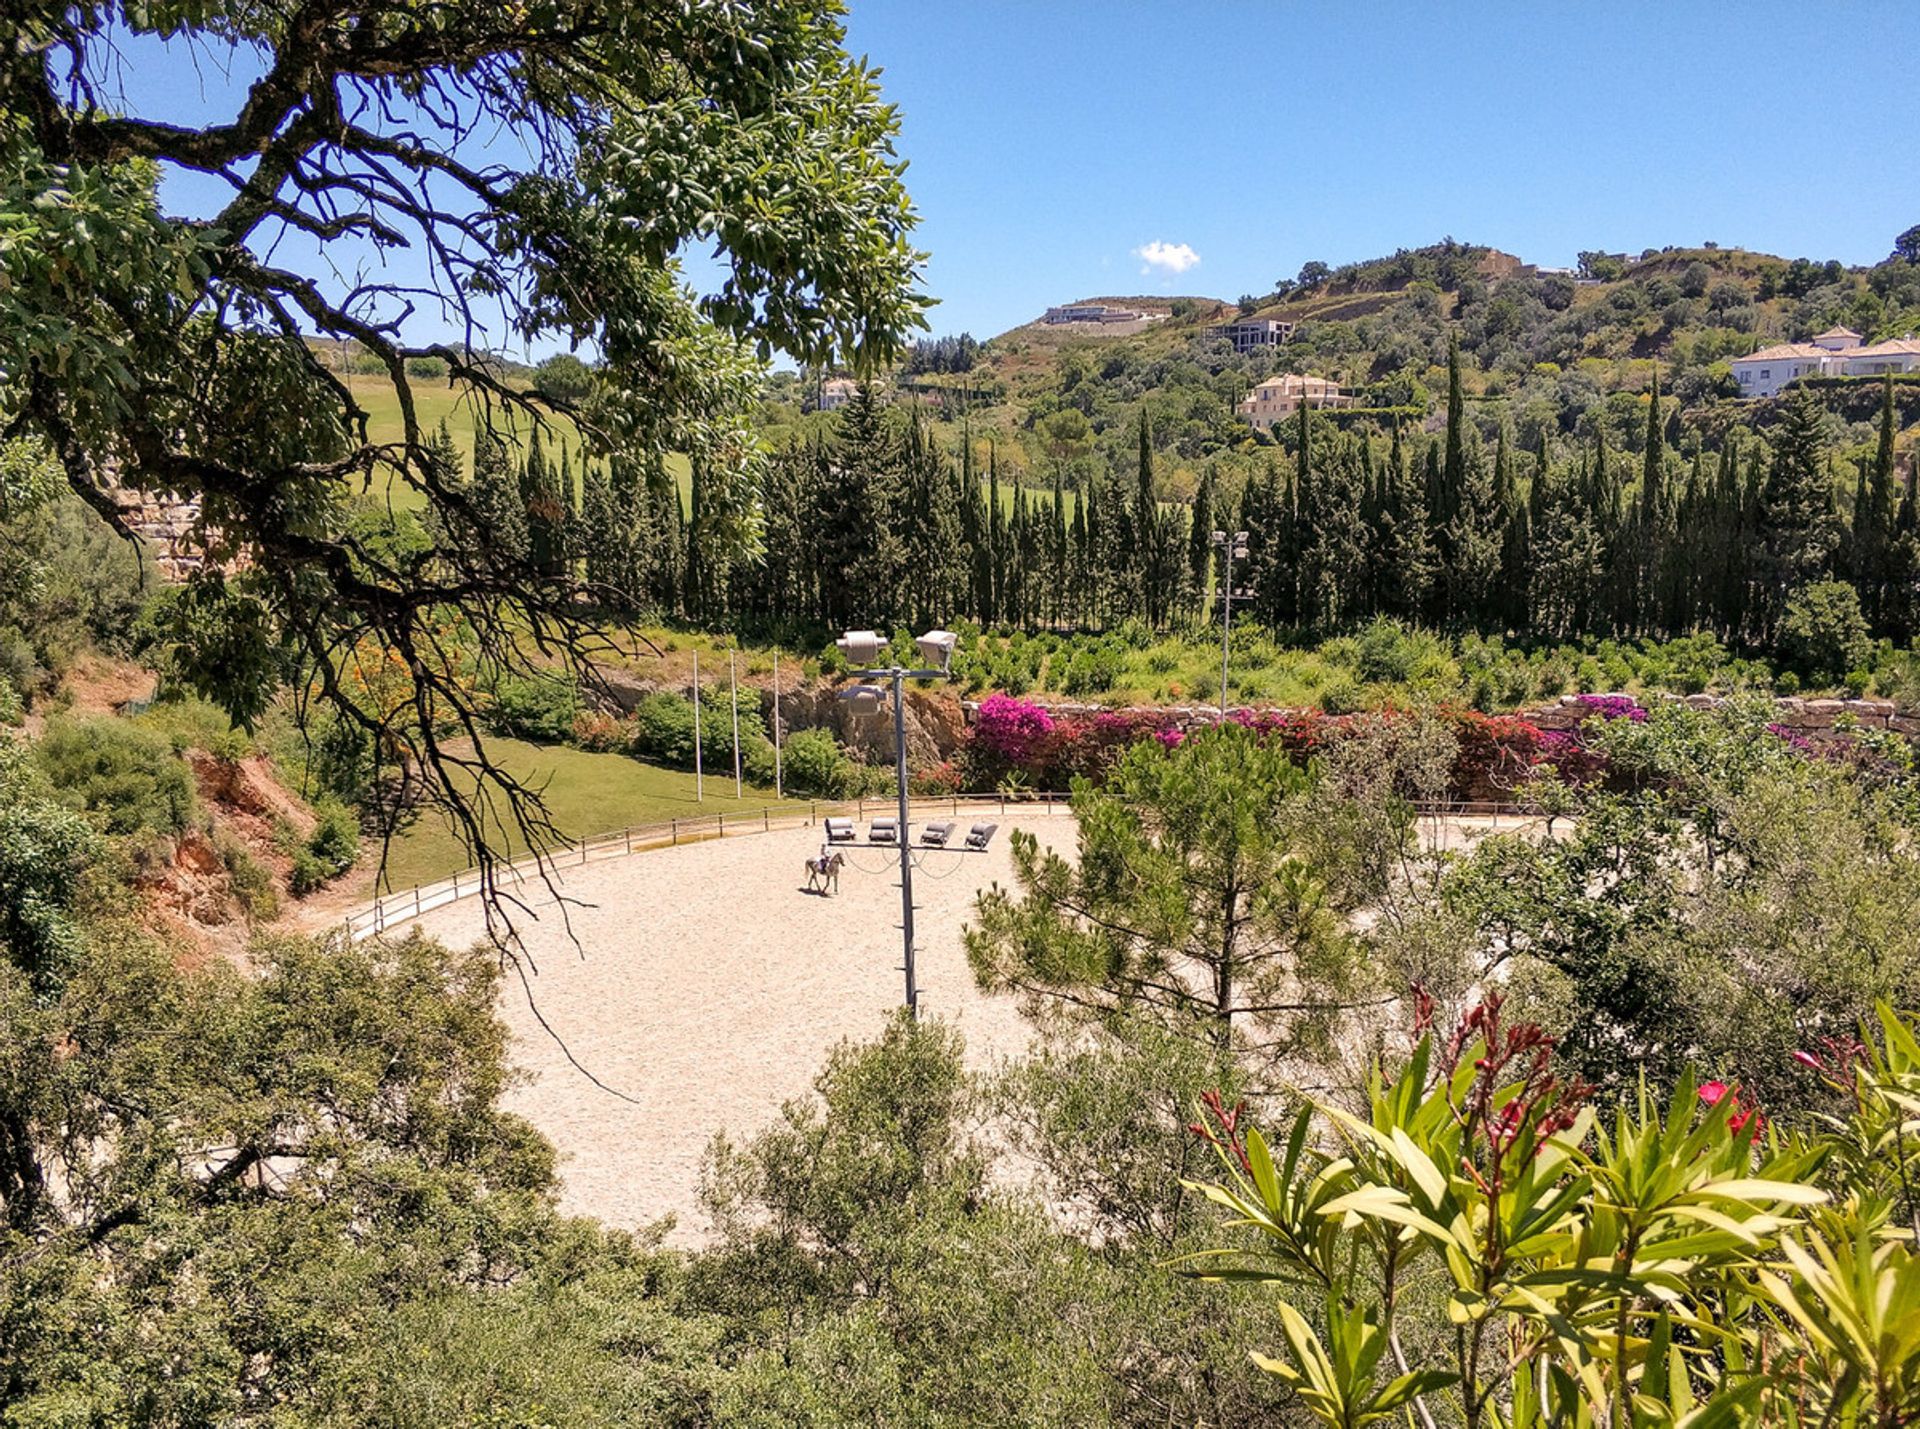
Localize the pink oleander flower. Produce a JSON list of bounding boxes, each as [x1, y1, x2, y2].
[[1697, 1080, 1730, 1106]]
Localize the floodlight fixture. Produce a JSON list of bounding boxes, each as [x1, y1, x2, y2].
[[839, 683, 886, 716], [914, 629, 957, 673], [836, 629, 886, 667]]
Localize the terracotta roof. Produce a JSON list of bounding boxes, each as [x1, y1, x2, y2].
[[1852, 339, 1920, 358], [1814, 326, 1863, 341], [1732, 343, 1830, 364], [1249, 374, 1342, 394]]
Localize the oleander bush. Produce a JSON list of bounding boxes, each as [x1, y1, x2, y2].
[[1186, 995, 1920, 1427]]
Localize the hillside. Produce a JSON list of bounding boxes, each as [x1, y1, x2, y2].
[[775, 236, 1920, 503]]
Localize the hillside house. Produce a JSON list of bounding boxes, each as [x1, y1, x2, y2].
[[1237, 373, 1352, 430], [1043, 302, 1151, 325], [1731, 327, 1920, 397], [817, 377, 860, 410], [1209, 318, 1294, 352]]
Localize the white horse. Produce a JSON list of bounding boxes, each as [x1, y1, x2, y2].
[[804, 848, 845, 895]]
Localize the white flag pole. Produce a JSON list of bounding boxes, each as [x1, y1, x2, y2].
[[730, 648, 743, 799]]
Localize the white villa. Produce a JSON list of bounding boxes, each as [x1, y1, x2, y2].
[[1237, 373, 1353, 430], [1731, 327, 1920, 398], [1209, 318, 1295, 352], [817, 376, 860, 410]]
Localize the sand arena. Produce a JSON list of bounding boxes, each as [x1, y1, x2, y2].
[[406, 811, 1074, 1243]]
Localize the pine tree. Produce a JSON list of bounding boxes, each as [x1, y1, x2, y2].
[[520, 431, 566, 583]]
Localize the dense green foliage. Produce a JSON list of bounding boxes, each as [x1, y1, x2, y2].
[[3, 0, 926, 871]]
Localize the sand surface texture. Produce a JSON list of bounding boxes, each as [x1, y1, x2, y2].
[[410, 810, 1072, 1242]]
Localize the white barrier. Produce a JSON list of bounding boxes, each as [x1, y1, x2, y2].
[[342, 794, 1072, 941]]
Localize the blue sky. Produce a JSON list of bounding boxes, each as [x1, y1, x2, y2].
[[114, 2, 1920, 355], [843, 1, 1920, 338]]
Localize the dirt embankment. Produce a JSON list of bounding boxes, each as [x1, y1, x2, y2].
[[138, 753, 332, 966]]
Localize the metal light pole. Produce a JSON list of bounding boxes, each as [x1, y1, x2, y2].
[[1211, 529, 1249, 714], [692, 650, 703, 801], [837, 629, 958, 1018]]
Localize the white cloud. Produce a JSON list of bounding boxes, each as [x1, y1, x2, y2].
[[1133, 240, 1200, 277]]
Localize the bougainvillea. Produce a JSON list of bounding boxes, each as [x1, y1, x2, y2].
[[1576, 693, 1649, 723], [971, 693, 1057, 765], [961, 691, 1849, 805]]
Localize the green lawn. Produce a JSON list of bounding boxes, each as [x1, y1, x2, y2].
[[377, 736, 804, 888]]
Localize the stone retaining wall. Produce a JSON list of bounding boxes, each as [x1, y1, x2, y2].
[[1522, 693, 1920, 740]]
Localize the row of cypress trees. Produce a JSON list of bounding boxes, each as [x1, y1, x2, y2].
[[441, 352, 1914, 649]]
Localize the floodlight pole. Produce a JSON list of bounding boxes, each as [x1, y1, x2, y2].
[[1211, 530, 1249, 716], [857, 665, 946, 1019], [842, 629, 954, 1019], [890, 666, 916, 1018]]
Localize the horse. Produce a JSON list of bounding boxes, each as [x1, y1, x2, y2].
[[804, 848, 845, 896]]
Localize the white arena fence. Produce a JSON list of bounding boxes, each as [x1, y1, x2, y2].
[[341, 793, 1076, 941], [341, 793, 1534, 942]]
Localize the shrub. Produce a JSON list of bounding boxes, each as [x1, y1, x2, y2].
[[570, 709, 628, 752], [632, 690, 765, 770], [742, 736, 779, 788], [307, 801, 360, 873], [217, 834, 280, 920], [1061, 647, 1121, 696], [779, 727, 855, 797], [972, 694, 1057, 765], [1777, 580, 1872, 685], [910, 760, 964, 797], [486, 675, 580, 743], [37, 717, 197, 836], [1315, 676, 1363, 715]]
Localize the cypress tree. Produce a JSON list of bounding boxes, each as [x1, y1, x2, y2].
[[1441, 332, 1466, 536], [520, 431, 566, 582], [1188, 468, 1215, 621], [470, 427, 527, 559], [1059, 466, 1075, 626], [1384, 423, 1439, 620], [1759, 387, 1839, 627], [1862, 374, 1899, 623]]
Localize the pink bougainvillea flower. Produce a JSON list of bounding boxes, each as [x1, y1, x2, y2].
[[1697, 1080, 1730, 1106]]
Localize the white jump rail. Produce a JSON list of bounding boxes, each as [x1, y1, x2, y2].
[[342, 793, 1073, 941]]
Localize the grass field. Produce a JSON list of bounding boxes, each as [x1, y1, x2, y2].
[[378, 736, 802, 888], [346, 373, 695, 514]]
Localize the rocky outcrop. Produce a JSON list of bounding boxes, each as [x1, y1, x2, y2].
[[767, 683, 966, 767]]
